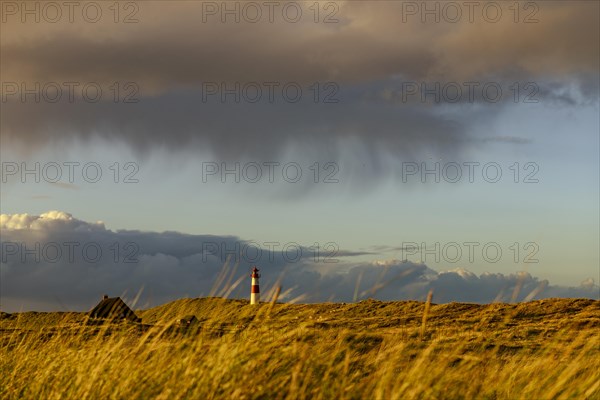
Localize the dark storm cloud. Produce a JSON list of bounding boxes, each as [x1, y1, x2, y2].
[[1, 1, 598, 163], [0, 84, 469, 161], [2, 212, 597, 312], [3, 2, 598, 88]]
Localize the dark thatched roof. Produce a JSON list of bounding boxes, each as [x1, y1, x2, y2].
[[89, 297, 140, 322]]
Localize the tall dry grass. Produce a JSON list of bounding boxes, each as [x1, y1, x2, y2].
[[1, 296, 598, 399]]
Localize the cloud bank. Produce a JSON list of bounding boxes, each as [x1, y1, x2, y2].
[[1, 211, 597, 312]]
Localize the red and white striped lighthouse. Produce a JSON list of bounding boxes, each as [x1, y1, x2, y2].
[[250, 266, 260, 304]]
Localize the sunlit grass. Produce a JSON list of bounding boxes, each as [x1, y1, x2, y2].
[[1, 297, 598, 399]]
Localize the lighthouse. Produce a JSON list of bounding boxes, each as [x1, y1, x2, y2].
[[250, 266, 260, 304]]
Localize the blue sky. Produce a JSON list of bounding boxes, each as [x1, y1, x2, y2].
[[1, 1, 598, 310]]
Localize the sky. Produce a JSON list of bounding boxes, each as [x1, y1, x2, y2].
[[1, 0, 599, 312]]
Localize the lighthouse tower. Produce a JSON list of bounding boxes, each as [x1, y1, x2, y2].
[[250, 267, 260, 305]]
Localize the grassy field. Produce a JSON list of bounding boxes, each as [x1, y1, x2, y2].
[[1, 297, 598, 399]]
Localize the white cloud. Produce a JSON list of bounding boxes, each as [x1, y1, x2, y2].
[[1, 211, 105, 231]]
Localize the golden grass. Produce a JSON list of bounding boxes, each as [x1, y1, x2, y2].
[[1, 297, 599, 399]]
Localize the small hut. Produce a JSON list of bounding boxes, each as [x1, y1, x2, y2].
[[89, 295, 140, 322], [178, 315, 200, 327]]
